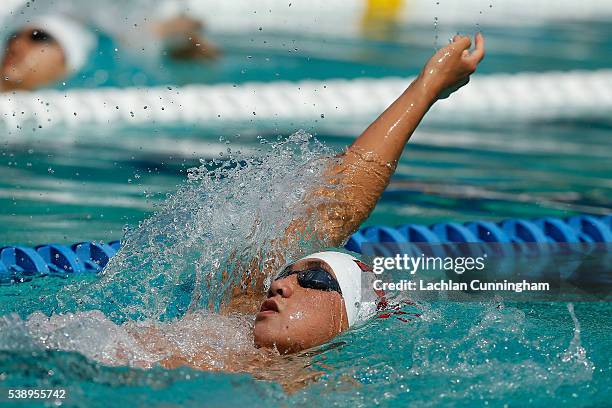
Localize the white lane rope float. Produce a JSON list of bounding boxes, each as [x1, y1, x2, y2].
[[1, 70, 611, 136]]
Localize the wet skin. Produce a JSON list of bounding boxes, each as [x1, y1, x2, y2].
[[253, 259, 349, 354], [1, 28, 67, 91]]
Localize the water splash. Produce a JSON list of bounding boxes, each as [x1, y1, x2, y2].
[[0, 311, 161, 367], [0, 309, 317, 389], [433, 2, 440, 49], [560, 303, 594, 372], [57, 131, 336, 323], [303, 301, 603, 406], [0, 300, 606, 403]]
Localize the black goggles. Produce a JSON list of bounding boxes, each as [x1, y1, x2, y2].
[[275, 266, 342, 296], [9, 29, 55, 43]]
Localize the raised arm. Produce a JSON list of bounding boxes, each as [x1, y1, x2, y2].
[[349, 34, 485, 162], [309, 33, 486, 245]]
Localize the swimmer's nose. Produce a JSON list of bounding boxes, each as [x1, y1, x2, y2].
[[268, 278, 294, 299]]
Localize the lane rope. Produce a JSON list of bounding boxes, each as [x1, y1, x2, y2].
[[3, 70, 611, 136], [1, 214, 609, 282]]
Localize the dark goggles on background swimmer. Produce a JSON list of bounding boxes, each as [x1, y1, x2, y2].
[[275, 266, 342, 295], [9, 29, 55, 43]]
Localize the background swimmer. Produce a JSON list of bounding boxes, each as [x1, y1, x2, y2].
[[3, 33, 484, 384], [0, 0, 218, 91], [0, 16, 95, 91]]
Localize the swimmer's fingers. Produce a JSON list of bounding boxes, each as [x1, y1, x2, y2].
[[464, 32, 485, 64], [452, 35, 472, 51]]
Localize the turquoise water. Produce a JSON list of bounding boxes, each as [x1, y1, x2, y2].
[[0, 294, 609, 407], [1, 123, 609, 246], [1, 23, 611, 407]]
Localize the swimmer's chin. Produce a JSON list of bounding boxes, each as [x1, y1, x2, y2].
[[253, 336, 300, 355], [253, 325, 279, 351], [253, 320, 289, 354]]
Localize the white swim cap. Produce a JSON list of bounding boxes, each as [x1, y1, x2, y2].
[[298, 251, 380, 327], [27, 15, 96, 72]]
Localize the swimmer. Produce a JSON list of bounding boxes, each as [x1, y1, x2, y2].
[[248, 32, 484, 350], [1, 1, 219, 92], [166, 33, 485, 361], [0, 15, 96, 91]]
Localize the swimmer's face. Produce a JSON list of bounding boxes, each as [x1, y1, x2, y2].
[[253, 259, 349, 354], [1, 28, 67, 91]]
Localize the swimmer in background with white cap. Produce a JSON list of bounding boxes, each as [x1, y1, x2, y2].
[[0, 0, 218, 91], [0, 15, 96, 91]]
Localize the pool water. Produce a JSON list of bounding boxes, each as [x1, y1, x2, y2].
[[1, 22, 611, 407], [0, 298, 609, 407], [1, 122, 609, 246]]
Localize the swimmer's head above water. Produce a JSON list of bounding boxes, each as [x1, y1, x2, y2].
[[253, 251, 380, 354], [1, 15, 96, 91], [0, 11, 217, 92]]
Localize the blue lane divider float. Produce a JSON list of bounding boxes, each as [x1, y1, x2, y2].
[[345, 214, 612, 252], [1, 246, 50, 278], [36, 244, 85, 274], [0, 214, 610, 284], [72, 241, 117, 273]]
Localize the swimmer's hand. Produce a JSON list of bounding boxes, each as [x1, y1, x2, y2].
[[152, 16, 220, 60], [419, 33, 485, 100]]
